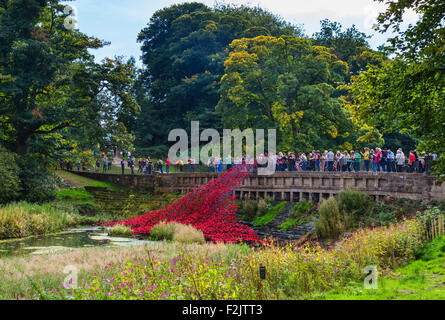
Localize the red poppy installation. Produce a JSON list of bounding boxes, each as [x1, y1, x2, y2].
[[107, 167, 260, 243]]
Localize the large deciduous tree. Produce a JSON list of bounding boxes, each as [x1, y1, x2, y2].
[[0, 0, 140, 157], [134, 2, 302, 156], [345, 0, 445, 174], [216, 35, 382, 151]]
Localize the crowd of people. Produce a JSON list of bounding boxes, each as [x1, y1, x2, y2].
[[203, 148, 438, 174], [65, 146, 437, 175], [257, 148, 437, 173]]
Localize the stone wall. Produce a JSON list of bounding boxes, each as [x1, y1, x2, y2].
[[69, 170, 445, 202]]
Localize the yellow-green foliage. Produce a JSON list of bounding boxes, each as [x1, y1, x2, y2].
[[0, 201, 77, 239], [337, 188, 371, 216], [108, 224, 133, 237], [50, 219, 424, 300], [316, 197, 349, 239], [149, 222, 205, 244], [172, 223, 205, 244]]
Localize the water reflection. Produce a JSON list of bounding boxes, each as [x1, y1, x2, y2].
[[0, 227, 153, 257]]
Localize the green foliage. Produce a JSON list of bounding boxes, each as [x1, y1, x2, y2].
[[312, 19, 382, 77], [315, 197, 348, 238], [0, 149, 21, 204], [0, 1, 139, 159], [416, 206, 445, 222], [17, 156, 58, 203], [51, 219, 424, 300], [253, 201, 286, 226], [293, 201, 313, 215], [149, 222, 176, 241], [148, 222, 205, 244], [319, 236, 445, 300], [55, 189, 94, 203], [239, 200, 258, 221], [108, 224, 134, 238], [337, 188, 371, 216], [238, 197, 274, 221], [133, 2, 303, 152], [257, 197, 274, 216], [0, 201, 78, 239], [345, 0, 445, 175], [279, 201, 313, 230], [217, 35, 359, 151]]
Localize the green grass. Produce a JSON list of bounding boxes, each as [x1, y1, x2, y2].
[[310, 235, 445, 300], [55, 189, 94, 203], [279, 201, 313, 230], [253, 202, 287, 227]]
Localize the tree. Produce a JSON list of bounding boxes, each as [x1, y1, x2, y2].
[[0, 1, 140, 158], [345, 0, 445, 174], [216, 35, 365, 151], [134, 2, 303, 156]]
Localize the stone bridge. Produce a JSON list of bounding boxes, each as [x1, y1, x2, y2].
[[68, 171, 444, 203]]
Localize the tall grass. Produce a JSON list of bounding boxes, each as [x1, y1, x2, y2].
[[149, 222, 205, 244], [47, 219, 424, 300], [0, 201, 77, 239]]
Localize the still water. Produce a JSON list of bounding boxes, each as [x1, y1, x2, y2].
[[0, 227, 154, 257]]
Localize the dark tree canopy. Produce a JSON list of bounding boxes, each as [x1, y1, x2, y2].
[[0, 0, 140, 158], [134, 2, 304, 156]]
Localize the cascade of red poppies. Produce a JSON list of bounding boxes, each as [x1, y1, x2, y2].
[[107, 167, 260, 243]]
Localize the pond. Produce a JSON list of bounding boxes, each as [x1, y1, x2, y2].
[[0, 227, 155, 257]]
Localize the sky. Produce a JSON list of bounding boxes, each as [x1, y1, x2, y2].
[[62, 0, 419, 67]]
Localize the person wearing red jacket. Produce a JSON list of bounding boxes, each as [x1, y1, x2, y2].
[[375, 148, 382, 172], [408, 151, 416, 173], [166, 157, 170, 174]]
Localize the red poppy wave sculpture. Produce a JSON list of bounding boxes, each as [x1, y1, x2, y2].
[[107, 167, 260, 243]]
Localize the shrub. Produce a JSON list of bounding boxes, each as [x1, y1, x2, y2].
[[239, 200, 258, 220], [149, 222, 205, 243], [172, 223, 205, 244], [315, 197, 348, 239], [18, 156, 57, 203], [337, 188, 371, 216], [149, 221, 175, 241], [108, 224, 133, 237], [0, 150, 21, 204], [257, 197, 274, 216]]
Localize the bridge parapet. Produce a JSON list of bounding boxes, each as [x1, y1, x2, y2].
[[68, 171, 444, 203]]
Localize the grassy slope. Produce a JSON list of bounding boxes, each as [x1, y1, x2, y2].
[[56, 170, 124, 190], [310, 236, 445, 300]]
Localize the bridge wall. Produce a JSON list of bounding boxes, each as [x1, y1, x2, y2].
[[68, 171, 444, 203]]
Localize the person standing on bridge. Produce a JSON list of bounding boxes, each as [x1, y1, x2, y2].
[[102, 156, 108, 173], [107, 157, 112, 172], [166, 157, 170, 174], [387, 149, 396, 172], [408, 151, 416, 172], [396, 149, 405, 172], [225, 154, 232, 171], [375, 148, 382, 172], [354, 150, 362, 171], [363, 148, 370, 172], [326, 149, 334, 172], [158, 159, 164, 174]]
